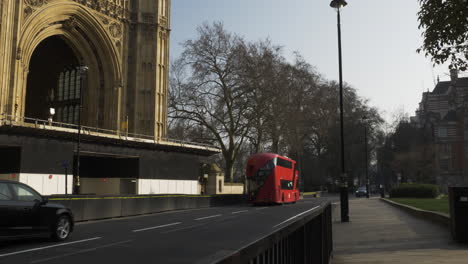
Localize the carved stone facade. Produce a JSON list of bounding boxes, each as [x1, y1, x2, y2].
[[0, 0, 170, 138]]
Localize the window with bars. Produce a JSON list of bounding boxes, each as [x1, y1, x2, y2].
[[64, 71, 69, 101], [74, 105, 79, 124], [58, 72, 64, 101], [76, 74, 81, 99], [68, 106, 74, 124], [70, 70, 76, 100], [56, 107, 62, 122], [62, 106, 68, 123], [53, 69, 83, 124]]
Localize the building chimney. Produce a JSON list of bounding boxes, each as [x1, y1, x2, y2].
[[450, 69, 458, 83]]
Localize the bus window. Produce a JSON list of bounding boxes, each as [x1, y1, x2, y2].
[[280, 180, 294, 190], [277, 158, 292, 169]]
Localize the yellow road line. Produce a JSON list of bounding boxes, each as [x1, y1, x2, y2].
[[49, 194, 236, 201]]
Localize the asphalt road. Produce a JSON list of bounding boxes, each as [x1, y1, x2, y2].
[[0, 197, 330, 264]]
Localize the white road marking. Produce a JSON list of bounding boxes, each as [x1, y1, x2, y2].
[[161, 223, 206, 234], [0, 237, 102, 258], [30, 240, 133, 263], [195, 214, 222, 221], [255, 207, 268, 210], [231, 210, 248, 214], [132, 222, 182, 232], [273, 206, 321, 228]]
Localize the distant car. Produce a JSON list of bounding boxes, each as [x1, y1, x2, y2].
[[0, 180, 74, 241], [355, 186, 368, 198]]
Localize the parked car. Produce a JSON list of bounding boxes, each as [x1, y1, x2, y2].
[[0, 180, 74, 241], [355, 186, 368, 198]]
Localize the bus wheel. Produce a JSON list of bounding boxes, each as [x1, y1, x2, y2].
[[281, 194, 285, 205]]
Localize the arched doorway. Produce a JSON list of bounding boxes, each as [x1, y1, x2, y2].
[[16, 4, 124, 131], [25, 36, 83, 124]]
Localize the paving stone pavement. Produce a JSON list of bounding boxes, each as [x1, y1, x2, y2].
[[331, 198, 468, 264]]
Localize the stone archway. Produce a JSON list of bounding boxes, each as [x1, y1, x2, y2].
[[15, 2, 123, 130], [25, 36, 80, 122]]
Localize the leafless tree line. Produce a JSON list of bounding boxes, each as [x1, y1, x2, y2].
[[169, 22, 383, 190]]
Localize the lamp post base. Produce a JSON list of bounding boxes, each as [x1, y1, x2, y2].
[[340, 186, 349, 222]]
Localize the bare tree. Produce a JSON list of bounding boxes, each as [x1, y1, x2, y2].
[[237, 40, 286, 154], [169, 22, 386, 191], [169, 22, 252, 182]]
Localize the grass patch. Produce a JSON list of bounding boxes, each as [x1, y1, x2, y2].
[[390, 198, 449, 214]]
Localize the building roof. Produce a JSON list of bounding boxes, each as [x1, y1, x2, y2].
[[432, 77, 468, 95], [432, 81, 450, 94]]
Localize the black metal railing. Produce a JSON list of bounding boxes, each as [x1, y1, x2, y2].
[[216, 202, 332, 264], [0, 113, 220, 151]]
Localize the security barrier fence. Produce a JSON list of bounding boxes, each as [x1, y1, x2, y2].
[[48, 194, 247, 222], [216, 202, 332, 264]]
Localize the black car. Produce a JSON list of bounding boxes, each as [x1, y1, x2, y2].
[[355, 186, 368, 198], [0, 180, 74, 241]]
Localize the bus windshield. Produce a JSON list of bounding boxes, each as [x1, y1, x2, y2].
[[248, 158, 275, 197]]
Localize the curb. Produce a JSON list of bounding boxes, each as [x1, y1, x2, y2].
[[380, 198, 450, 228], [302, 191, 321, 198]]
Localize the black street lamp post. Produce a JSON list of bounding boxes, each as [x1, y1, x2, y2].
[[75, 65, 88, 195], [363, 117, 370, 198], [330, 0, 349, 222]]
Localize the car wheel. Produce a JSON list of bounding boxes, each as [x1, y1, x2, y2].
[[51, 215, 71, 241]]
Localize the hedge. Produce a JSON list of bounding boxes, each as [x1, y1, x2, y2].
[[390, 183, 439, 198]]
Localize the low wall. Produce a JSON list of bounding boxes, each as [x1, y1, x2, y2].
[[47, 194, 247, 222], [380, 198, 450, 228], [223, 183, 244, 194]]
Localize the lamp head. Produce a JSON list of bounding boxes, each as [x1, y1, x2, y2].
[[49, 108, 55, 116], [77, 66, 89, 72], [330, 0, 348, 9]]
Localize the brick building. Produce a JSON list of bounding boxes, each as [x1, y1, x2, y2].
[[413, 70, 468, 190]]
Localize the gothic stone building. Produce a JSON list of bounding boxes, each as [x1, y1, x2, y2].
[[413, 70, 468, 191], [0, 0, 219, 195]]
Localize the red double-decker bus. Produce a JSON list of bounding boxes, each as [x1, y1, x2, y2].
[[246, 153, 300, 204]]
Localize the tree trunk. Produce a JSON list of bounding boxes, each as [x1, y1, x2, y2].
[[271, 132, 279, 153], [255, 130, 263, 153], [224, 158, 235, 183]]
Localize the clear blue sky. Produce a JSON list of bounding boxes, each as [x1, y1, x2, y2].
[[170, 0, 455, 122]]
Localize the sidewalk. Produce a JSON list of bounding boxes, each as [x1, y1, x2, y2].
[[332, 198, 468, 264]]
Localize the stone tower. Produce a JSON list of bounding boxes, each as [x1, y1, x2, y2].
[[0, 0, 171, 138]]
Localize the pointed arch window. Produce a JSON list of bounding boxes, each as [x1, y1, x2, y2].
[[50, 69, 83, 124]]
